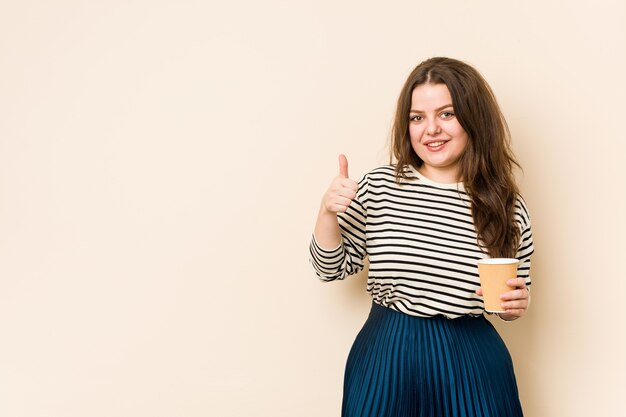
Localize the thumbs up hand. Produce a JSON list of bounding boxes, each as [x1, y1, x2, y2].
[[322, 154, 359, 214]]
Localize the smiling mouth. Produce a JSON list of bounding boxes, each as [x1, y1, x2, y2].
[[426, 140, 448, 148]]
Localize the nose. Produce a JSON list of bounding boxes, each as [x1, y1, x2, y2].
[[426, 118, 441, 136]]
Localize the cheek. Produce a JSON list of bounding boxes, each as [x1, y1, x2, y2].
[[449, 122, 468, 139], [408, 124, 423, 142], [456, 130, 469, 150]]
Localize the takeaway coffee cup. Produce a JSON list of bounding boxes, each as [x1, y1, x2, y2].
[[477, 258, 519, 313]]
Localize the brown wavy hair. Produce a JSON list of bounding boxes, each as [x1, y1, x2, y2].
[[391, 57, 521, 258]]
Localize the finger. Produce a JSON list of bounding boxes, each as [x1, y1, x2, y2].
[[501, 300, 528, 310], [326, 203, 349, 213], [500, 289, 529, 301], [338, 154, 349, 178], [475, 288, 483, 296], [337, 180, 358, 194], [332, 196, 354, 208], [336, 186, 357, 200], [507, 278, 527, 288], [335, 177, 358, 191], [503, 309, 525, 317], [328, 183, 356, 201]]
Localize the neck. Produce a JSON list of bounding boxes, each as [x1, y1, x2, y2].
[[418, 165, 461, 184]]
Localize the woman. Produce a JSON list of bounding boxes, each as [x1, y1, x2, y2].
[[309, 57, 534, 417]]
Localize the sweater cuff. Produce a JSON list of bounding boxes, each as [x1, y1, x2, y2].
[[311, 234, 343, 254]]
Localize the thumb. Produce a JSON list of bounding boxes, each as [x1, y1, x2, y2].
[[338, 154, 349, 178]]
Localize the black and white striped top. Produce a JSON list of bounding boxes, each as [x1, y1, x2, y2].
[[309, 164, 534, 319]]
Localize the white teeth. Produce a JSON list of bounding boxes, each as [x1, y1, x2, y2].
[[427, 141, 445, 147]]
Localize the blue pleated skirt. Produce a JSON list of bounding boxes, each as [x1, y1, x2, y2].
[[342, 302, 523, 417]]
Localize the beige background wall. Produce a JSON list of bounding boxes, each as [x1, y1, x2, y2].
[[1, 1, 624, 416]]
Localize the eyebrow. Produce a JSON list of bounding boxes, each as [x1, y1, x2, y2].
[[409, 104, 453, 113]]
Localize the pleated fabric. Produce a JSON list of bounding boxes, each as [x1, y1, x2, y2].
[[342, 302, 523, 417]]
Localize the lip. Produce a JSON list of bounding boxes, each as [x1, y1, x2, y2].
[[423, 139, 450, 151]]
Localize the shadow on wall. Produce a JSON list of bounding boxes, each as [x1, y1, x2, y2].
[[493, 309, 537, 414]]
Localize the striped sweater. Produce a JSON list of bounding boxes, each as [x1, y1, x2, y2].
[[309, 165, 534, 319]]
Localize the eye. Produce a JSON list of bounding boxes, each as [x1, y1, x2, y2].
[[441, 111, 455, 119], [409, 114, 423, 122]]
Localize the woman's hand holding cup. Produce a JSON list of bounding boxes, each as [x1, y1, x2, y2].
[[497, 278, 530, 319], [476, 277, 530, 320]]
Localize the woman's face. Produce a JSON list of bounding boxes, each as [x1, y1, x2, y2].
[[408, 83, 469, 182]]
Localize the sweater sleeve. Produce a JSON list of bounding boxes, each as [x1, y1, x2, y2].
[[515, 195, 534, 288], [309, 174, 368, 282]]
